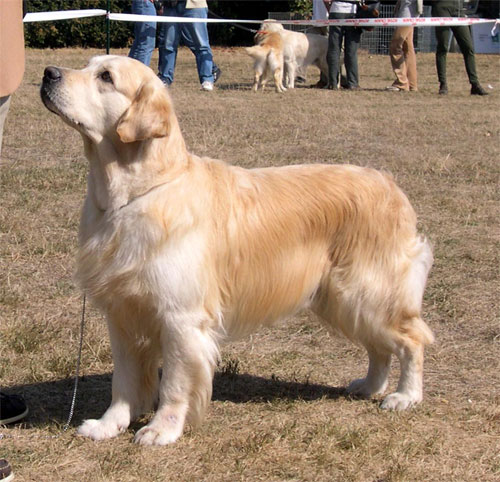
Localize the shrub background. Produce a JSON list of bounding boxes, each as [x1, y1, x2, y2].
[[24, 0, 309, 48]]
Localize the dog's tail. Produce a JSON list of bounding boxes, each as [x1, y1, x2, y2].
[[244, 44, 271, 60]]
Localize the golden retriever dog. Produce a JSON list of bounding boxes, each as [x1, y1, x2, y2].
[[40, 55, 434, 446], [245, 30, 286, 93], [259, 20, 329, 88]]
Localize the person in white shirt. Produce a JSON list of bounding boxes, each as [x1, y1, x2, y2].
[[323, 1, 362, 90], [386, 0, 423, 92]]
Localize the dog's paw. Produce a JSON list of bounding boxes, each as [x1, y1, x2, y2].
[[134, 424, 182, 446], [347, 377, 388, 397], [380, 392, 421, 411], [77, 419, 126, 440]]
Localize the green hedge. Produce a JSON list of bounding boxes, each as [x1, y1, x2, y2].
[[24, 1, 299, 49], [25, 1, 133, 48]]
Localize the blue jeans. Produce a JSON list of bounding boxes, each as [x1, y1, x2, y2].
[[158, 2, 214, 84], [128, 0, 157, 66], [327, 12, 362, 88]]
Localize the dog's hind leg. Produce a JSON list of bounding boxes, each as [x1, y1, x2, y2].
[[252, 59, 266, 91], [379, 316, 433, 410], [134, 315, 219, 446], [268, 51, 286, 93]]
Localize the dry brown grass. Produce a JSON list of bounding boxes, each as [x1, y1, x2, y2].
[[1, 46, 499, 482]]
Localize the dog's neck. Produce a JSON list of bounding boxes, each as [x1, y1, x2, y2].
[[83, 127, 189, 212]]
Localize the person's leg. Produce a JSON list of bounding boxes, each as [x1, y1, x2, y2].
[[128, 0, 157, 66], [434, 26, 451, 91], [326, 13, 344, 89], [344, 25, 362, 88], [181, 25, 221, 83], [452, 25, 479, 85], [158, 4, 182, 84], [182, 6, 214, 84], [0, 95, 12, 158], [404, 27, 417, 91], [389, 26, 413, 91]]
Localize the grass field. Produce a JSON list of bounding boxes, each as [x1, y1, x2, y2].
[[1, 46, 499, 481]]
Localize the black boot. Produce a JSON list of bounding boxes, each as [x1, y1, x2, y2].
[[438, 82, 448, 95], [471, 83, 488, 96]]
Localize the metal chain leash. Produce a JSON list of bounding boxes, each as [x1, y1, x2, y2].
[[62, 295, 86, 432]]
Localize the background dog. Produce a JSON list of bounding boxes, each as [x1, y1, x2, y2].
[[245, 30, 286, 93], [258, 20, 329, 88], [40, 55, 433, 446]]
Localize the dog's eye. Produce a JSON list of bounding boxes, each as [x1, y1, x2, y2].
[[100, 71, 113, 83]]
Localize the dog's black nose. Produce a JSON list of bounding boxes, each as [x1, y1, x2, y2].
[[43, 66, 62, 82]]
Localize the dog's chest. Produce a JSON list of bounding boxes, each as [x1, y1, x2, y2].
[[78, 206, 207, 310]]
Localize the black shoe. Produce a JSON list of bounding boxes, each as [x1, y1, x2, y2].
[[0, 459, 13, 482], [0, 392, 28, 425], [323, 84, 338, 90], [343, 85, 361, 91], [439, 83, 448, 95], [471, 83, 488, 96], [212, 65, 222, 84], [311, 79, 328, 89]]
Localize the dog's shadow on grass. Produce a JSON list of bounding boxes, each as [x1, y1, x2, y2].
[[5, 372, 347, 429]]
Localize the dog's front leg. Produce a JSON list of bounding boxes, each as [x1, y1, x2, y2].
[[78, 319, 158, 441], [134, 315, 219, 446]]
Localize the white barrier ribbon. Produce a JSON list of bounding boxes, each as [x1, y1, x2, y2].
[[23, 9, 499, 29], [109, 13, 497, 28], [23, 9, 107, 23]]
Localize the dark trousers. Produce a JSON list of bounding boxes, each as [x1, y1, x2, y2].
[[327, 12, 362, 88], [432, 3, 479, 86]]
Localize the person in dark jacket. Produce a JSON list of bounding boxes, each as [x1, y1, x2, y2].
[[432, 0, 488, 95]]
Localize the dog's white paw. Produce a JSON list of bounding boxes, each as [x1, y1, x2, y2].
[[380, 392, 421, 411], [134, 424, 182, 446], [77, 419, 126, 440]]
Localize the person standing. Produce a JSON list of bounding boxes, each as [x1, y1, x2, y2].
[[128, 0, 158, 67], [386, 0, 423, 92], [128, 1, 221, 85], [0, 0, 25, 158], [158, 0, 215, 91], [432, 0, 488, 95], [0, 4, 30, 480], [323, 0, 362, 90]]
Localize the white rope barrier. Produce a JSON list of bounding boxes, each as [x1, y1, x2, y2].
[[23, 9, 107, 23], [23, 8, 499, 30]]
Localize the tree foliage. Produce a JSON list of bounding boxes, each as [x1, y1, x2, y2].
[[24, 1, 301, 48]]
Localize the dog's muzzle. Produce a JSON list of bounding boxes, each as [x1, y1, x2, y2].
[[40, 66, 64, 114]]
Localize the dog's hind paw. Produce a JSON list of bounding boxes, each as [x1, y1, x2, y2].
[[77, 418, 126, 440]]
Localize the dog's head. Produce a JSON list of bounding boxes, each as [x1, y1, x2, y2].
[[254, 20, 285, 44], [41, 55, 173, 143]]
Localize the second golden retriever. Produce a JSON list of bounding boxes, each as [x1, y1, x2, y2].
[[40, 55, 434, 446]]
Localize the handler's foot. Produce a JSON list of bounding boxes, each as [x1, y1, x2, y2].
[[0, 392, 28, 425]]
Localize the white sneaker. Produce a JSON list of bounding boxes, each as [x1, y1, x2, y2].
[[201, 81, 214, 92]]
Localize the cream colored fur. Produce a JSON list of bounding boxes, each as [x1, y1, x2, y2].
[[259, 20, 329, 88], [245, 31, 286, 93], [40, 55, 434, 446]]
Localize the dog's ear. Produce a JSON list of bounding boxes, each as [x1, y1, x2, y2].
[[117, 80, 171, 143]]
